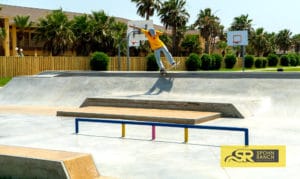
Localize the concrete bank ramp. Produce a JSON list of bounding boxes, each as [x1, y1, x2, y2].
[[0, 71, 300, 119]]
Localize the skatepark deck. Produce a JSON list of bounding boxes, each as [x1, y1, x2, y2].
[[1, 71, 300, 179]]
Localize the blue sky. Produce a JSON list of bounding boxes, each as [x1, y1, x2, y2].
[[1, 0, 299, 34]]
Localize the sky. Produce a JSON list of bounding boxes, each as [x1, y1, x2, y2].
[[1, 0, 300, 34]]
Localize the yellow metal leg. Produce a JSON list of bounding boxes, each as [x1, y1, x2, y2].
[[184, 128, 188, 143], [121, 123, 126, 137]]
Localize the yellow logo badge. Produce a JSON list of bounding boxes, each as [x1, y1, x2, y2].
[[221, 145, 286, 167]]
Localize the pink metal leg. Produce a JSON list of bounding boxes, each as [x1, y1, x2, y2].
[[152, 125, 156, 140]]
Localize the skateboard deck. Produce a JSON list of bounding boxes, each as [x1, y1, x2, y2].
[[159, 61, 180, 76], [160, 70, 168, 76]]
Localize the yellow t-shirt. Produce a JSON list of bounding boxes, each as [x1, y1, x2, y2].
[[141, 29, 165, 50]]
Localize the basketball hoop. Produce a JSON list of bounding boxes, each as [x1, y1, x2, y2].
[[227, 31, 248, 47], [233, 35, 242, 45], [130, 39, 139, 46], [131, 41, 137, 45]]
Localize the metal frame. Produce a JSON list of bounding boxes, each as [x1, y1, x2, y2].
[[75, 118, 249, 145]]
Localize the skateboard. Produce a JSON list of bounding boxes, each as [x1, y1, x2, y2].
[[160, 69, 168, 76], [159, 61, 180, 76]]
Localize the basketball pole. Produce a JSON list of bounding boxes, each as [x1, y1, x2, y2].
[[242, 45, 245, 72], [126, 30, 139, 71]]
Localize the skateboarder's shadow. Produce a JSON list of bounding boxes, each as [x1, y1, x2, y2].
[[145, 76, 174, 95]]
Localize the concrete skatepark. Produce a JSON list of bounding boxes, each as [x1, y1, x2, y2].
[[0, 71, 299, 178]]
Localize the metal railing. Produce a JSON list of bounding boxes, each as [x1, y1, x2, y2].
[[75, 118, 249, 145]]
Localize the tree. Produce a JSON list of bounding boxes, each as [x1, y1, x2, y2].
[[13, 15, 33, 48], [180, 34, 201, 55], [71, 14, 92, 56], [70, 11, 126, 56], [229, 14, 253, 32], [131, 0, 161, 20], [110, 21, 127, 56], [264, 32, 276, 55], [88, 11, 119, 55], [158, 0, 189, 56], [34, 9, 74, 56], [217, 40, 227, 56], [275, 29, 292, 54], [193, 8, 222, 54], [250, 28, 269, 56], [292, 34, 300, 53]]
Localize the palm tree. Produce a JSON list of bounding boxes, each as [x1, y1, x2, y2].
[[110, 21, 127, 55], [13, 15, 33, 48], [34, 9, 74, 56], [131, 0, 161, 20], [275, 29, 292, 54], [88, 11, 117, 54], [229, 14, 253, 32], [180, 34, 201, 55], [292, 34, 300, 53], [158, 0, 189, 55], [193, 8, 221, 54], [71, 11, 124, 56], [250, 28, 269, 56], [264, 32, 276, 55], [71, 14, 93, 56]]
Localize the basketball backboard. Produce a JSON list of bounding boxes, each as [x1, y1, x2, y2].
[[127, 20, 153, 47], [227, 30, 248, 46]]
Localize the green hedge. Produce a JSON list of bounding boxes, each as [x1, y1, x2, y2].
[[146, 53, 159, 71], [244, 55, 254, 68], [185, 53, 201, 71], [200, 54, 211, 70], [267, 54, 279, 67], [280, 55, 290, 66], [224, 54, 237, 69], [211, 53, 223, 70], [90, 52, 110, 71]]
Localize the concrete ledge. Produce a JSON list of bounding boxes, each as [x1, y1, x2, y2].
[[80, 98, 243, 118], [0, 145, 109, 179], [42, 71, 300, 79]]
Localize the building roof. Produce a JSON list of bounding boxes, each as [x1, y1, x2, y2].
[[0, 4, 129, 25], [0, 4, 196, 34], [0, 4, 78, 24]]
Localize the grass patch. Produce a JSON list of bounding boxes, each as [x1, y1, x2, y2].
[[257, 66, 300, 72], [0, 77, 12, 87], [219, 66, 300, 72], [278, 67, 300, 72]]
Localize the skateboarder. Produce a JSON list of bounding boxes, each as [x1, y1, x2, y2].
[[129, 25, 178, 74]]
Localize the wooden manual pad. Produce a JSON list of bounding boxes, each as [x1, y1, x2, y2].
[[0, 145, 112, 179], [57, 106, 221, 124]]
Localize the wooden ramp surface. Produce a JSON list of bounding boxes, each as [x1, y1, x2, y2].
[[0, 145, 113, 179], [57, 106, 221, 124]]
